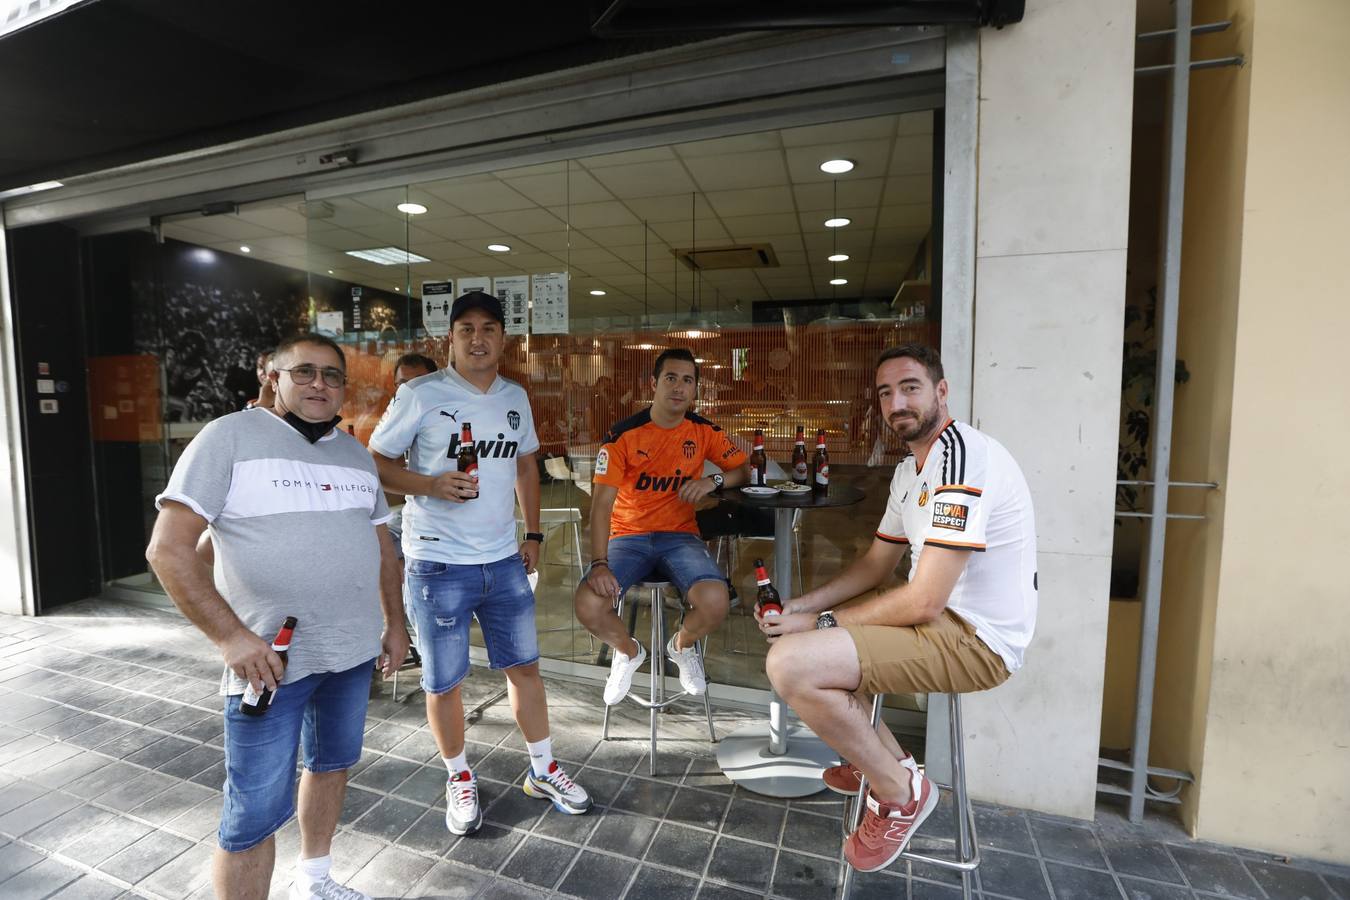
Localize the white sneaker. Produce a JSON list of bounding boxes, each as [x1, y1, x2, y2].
[[665, 635, 706, 696], [523, 760, 593, 814], [445, 769, 482, 835], [289, 876, 370, 900], [604, 641, 646, 705]]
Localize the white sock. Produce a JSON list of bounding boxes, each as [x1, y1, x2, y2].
[[527, 737, 554, 777], [297, 854, 331, 888], [442, 752, 469, 777]]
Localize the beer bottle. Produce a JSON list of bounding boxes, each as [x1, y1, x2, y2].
[[240, 616, 297, 717], [812, 428, 830, 495], [753, 559, 782, 616], [749, 429, 768, 487], [457, 423, 479, 499], [791, 425, 809, 485]]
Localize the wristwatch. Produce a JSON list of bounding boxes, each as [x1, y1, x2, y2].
[[710, 473, 725, 490], [816, 610, 838, 630], [523, 532, 545, 544]]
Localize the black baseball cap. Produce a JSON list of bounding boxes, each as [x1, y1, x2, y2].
[[451, 290, 504, 325]]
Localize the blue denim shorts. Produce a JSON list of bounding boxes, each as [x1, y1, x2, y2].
[[405, 553, 540, 694], [607, 531, 727, 601], [218, 658, 374, 852]]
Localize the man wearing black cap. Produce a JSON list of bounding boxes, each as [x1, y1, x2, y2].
[[369, 292, 591, 837]]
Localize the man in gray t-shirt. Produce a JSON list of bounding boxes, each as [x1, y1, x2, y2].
[[148, 333, 408, 900]]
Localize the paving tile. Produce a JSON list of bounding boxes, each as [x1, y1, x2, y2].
[[645, 821, 716, 872], [1244, 860, 1338, 900], [1099, 834, 1187, 884], [910, 879, 967, 899], [706, 835, 776, 892], [1119, 876, 1195, 900], [62, 760, 144, 800], [339, 786, 382, 826], [977, 848, 1052, 900], [587, 810, 659, 860], [499, 834, 578, 889], [628, 865, 700, 899], [3, 695, 60, 723], [136, 839, 214, 899], [1170, 846, 1264, 899], [350, 756, 420, 793], [0, 779, 46, 817], [28, 750, 113, 790], [4, 739, 84, 776], [407, 860, 489, 898], [665, 786, 731, 831], [558, 848, 636, 898], [65, 720, 141, 751], [585, 739, 648, 774], [476, 748, 531, 785], [346, 844, 436, 897], [123, 736, 197, 769], [128, 781, 218, 827], [22, 803, 120, 852], [145, 706, 210, 735], [94, 726, 168, 759], [0, 733, 54, 765], [1324, 872, 1350, 900], [0, 840, 45, 880], [350, 794, 424, 843], [391, 764, 447, 805], [485, 783, 547, 831], [0, 788, 82, 837], [975, 803, 1036, 854], [1028, 816, 1108, 869], [479, 879, 550, 899], [447, 823, 525, 873], [98, 770, 180, 811], [163, 798, 222, 843], [174, 718, 224, 746], [361, 721, 418, 754], [575, 767, 629, 807], [1045, 861, 1126, 900], [0, 857, 84, 898], [721, 795, 787, 846], [324, 830, 386, 883], [397, 807, 458, 857], [696, 883, 761, 900], [773, 848, 841, 900], [610, 776, 677, 819], [187, 759, 226, 790], [388, 730, 443, 764], [44, 874, 128, 900], [156, 745, 225, 780], [97, 828, 194, 884], [780, 808, 842, 857], [13, 705, 82, 733], [532, 805, 600, 844], [62, 815, 154, 867]]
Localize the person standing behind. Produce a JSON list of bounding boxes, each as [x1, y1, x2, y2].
[[147, 333, 409, 900], [574, 348, 751, 705], [369, 291, 591, 838]]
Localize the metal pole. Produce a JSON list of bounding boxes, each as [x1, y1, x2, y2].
[[768, 506, 794, 754], [1129, 0, 1190, 824]]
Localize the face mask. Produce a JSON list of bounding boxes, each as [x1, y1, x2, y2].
[[282, 411, 342, 443]]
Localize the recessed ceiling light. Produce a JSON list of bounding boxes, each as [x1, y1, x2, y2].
[[487, 243, 512, 252], [824, 217, 851, 228], [345, 247, 431, 265], [589, 289, 606, 296], [327, 269, 334, 274], [239, 245, 251, 253], [396, 202, 428, 215], [830, 277, 848, 285], [820, 159, 855, 174], [828, 253, 850, 262], [394, 286, 401, 291]]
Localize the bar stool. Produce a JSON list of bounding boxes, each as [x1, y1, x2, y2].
[[839, 692, 980, 900], [601, 579, 717, 775]]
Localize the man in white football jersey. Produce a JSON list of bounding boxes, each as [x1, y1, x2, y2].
[[369, 292, 591, 838], [757, 343, 1037, 874]]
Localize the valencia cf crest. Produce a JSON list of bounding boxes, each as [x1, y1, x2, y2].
[[507, 409, 521, 430], [682, 440, 697, 459], [918, 481, 929, 507]]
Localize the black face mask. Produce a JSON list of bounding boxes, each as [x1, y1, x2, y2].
[[282, 411, 342, 443]]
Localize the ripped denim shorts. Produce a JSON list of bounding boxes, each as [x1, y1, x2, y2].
[[404, 553, 540, 694]]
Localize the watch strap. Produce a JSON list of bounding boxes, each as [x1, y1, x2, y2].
[[524, 532, 545, 543]]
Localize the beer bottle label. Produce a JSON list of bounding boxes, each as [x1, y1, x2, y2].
[[241, 682, 274, 707], [815, 464, 830, 485], [794, 462, 808, 479], [465, 462, 479, 482]]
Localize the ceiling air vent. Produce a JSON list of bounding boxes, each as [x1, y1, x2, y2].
[[672, 243, 779, 271]]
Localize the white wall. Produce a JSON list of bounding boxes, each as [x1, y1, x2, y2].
[[960, 0, 1135, 819], [0, 222, 33, 616]]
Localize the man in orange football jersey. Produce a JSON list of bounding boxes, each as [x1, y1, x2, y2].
[[574, 348, 750, 703]]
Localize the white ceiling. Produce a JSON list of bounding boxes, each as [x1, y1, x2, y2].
[[163, 110, 934, 321]]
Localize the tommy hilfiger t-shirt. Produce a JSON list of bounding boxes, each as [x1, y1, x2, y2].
[[369, 366, 539, 565], [156, 408, 392, 694], [875, 419, 1038, 672]]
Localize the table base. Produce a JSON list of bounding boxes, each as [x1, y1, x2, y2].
[[715, 722, 840, 798]]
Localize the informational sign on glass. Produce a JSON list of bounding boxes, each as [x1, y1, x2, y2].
[[422, 280, 454, 336], [530, 272, 568, 334], [458, 276, 490, 297], [494, 275, 529, 335], [316, 310, 344, 338]]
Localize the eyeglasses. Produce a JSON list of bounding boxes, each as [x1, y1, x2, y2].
[[277, 365, 347, 388]]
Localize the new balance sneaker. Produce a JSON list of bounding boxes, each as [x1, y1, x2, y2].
[[823, 750, 919, 796], [289, 877, 371, 900], [604, 641, 646, 705], [445, 770, 482, 835], [665, 634, 706, 696], [523, 760, 593, 815], [843, 770, 940, 873]]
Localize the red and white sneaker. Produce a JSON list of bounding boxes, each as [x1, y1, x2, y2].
[[843, 770, 940, 873], [822, 750, 918, 796], [445, 770, 482, 835]]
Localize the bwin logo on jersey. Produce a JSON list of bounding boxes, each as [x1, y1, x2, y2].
[[447, 433, 520, 459], [507, 409, 521, 430]]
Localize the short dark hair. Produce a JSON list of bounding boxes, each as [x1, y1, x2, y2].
[[394, 352, 438, 374], [652, 347, 699, 383], [275, 333, 346, 371], [875, 343, 944, 384]]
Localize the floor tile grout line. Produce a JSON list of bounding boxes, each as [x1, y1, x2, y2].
[[1020, 814, 1060, 900], [0, 830, 175, 900]]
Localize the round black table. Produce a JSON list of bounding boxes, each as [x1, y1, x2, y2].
[[714, 482, 866, 797]]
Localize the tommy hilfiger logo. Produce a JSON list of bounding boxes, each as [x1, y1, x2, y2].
[[271, 479, 375, 493]]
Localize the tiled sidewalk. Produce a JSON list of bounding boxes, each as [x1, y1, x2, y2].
[[0, 605, 1347, 900]]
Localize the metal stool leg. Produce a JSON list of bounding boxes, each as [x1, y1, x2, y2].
[[601, 594, 626, 741], [649, 583, 666, 775]]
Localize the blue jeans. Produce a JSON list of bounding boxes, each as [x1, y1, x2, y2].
[[218, 658, 374, 852], [405, 553, 540, 694], [607, 531, 727, 600]]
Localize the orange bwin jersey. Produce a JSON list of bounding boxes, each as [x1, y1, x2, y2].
[[593, 409, 747, 538]]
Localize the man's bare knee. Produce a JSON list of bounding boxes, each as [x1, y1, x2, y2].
[[573, 586, 609, 627]]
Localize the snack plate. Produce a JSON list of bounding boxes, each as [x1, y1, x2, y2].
[[774, 482, 811, 494], [741, 485, 780, 496]]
